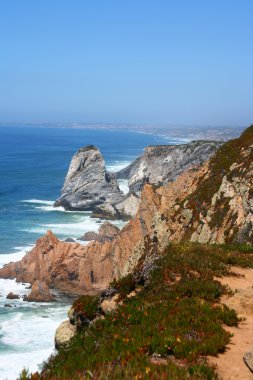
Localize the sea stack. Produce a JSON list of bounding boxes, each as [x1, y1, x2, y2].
[[54, 145, 123, 211]]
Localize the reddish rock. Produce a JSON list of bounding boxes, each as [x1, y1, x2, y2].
[[24, 280, 55, 302]]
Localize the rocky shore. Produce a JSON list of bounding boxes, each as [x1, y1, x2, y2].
[[2, 125, 253, 379], [0, 127, 252, 296]]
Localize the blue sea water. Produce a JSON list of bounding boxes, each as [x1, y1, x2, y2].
[[0, 125, 181, 379], [0, 126, 172, 254]]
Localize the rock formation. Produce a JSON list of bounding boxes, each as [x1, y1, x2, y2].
[[54, 145, 123, 211], [80, 222, 120, 243], [0, 126, 252, 295], [6, 292, 20, 300], [117, 140, 222, 193], [55, 320, 76, 349], [23, 280, 55, 302], [54, 141, 222, 219]]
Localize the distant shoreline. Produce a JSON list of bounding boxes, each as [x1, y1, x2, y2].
[[0, 122, 245, 142]]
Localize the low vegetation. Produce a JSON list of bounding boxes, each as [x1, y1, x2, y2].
[[20, 243, 253, 380], [73, 294, 100, 322]]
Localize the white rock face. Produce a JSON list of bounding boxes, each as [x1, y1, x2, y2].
[[55, 320, 76, 349], [117, 141, 222, 193], [55, 146, 123, 211], [115, 193, 141, 219], [55, 141, 222, 219]]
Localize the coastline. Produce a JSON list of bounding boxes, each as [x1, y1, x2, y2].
[[0, 124, 246, 379], [0, 126, 170, 379], [0, 122, 244, 142]]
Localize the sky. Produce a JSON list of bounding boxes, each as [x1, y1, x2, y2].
[[0, 1, 253, 126]]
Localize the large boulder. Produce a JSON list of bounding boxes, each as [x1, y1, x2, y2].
[[97, 222, 120, 242], [55, 320, 76, 349], [79, 231, 98, 241], [6, 292, 20, 300], [24, 280, 55, 302], [79, 222, 120, 243], [54, 146, 123, 211]]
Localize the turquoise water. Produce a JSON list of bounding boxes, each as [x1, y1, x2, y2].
[[0, 125, 184, 379]]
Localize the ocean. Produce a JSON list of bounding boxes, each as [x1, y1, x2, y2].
[[0, 125, 181, 379]]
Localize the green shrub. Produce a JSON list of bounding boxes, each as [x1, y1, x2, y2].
[[110, 273, 136, 300], [73, 295, 100, 321]]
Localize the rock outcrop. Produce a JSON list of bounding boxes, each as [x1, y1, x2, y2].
[[55, 320, 76, 349], [79, 231, 98, 241], [117, 140, 222, 193], [55, 141, 221, 219], [0, 126, 252, 295], [80, 222, 120, 243], [54, 146, 123, 211], [6, 292, 20, 299], [23, 280, 55, 302]]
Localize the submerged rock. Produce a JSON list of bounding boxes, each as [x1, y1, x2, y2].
[[65, 237, 76, 242], [24, 280, 55, 302]]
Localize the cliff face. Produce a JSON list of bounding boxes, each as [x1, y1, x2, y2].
[[0, 187, 159, 294], [117, 140, 222, 193], [55, 140, 221, 219], [1, 126, 252, 294], [54, 145, 123, 211]]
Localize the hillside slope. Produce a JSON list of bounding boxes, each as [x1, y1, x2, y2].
[[20, 243, 253, 379]]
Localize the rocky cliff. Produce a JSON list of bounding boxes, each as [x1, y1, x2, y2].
[[117, 140, 222, 193], [1, 126, 252, 294], [55, 140, 221, 218]]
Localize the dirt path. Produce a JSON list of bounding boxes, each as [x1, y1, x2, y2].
[[209, 267, 253, 380]]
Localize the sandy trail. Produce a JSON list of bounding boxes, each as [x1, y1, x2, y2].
[[209, 267, 253, 380]]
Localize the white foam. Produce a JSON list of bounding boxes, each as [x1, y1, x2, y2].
[[34, 205, 66, 212], [22, 215, 100, 237], [118, 179, 129, 194], [0, 304, 69, 379], [0, 244, 69, 380], [0, 246, 33, 268], [106, 160, 130, 172], [20, 199, 55, 205], [0, 348, 54, 380]]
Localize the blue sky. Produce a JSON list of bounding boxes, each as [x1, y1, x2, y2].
[[0, 1, 252, 126]]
